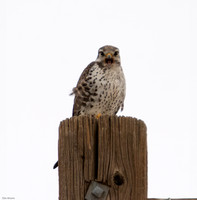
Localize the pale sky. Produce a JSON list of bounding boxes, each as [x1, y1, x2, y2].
[[1, 0, 197, 199]]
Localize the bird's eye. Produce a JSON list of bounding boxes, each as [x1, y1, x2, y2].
[[114, 51, 119, 56], [100, 51, 104, 56]]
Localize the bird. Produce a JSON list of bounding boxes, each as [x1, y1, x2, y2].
[[53, 45, 126, 169]]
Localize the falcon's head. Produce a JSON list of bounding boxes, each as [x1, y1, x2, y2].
[[96, 45, 120, 67]]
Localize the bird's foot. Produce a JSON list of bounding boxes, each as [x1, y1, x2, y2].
[[95, 113, 102, 119]]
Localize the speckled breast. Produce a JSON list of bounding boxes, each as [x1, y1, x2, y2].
[[83, 63, 126, 115]]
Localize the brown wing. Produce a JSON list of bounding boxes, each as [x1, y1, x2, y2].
[[71, 62, 96, 116]]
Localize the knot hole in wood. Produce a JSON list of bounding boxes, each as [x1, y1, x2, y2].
[[113, 171, 124, 186]]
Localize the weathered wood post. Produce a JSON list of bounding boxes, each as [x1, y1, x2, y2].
[[58, 115, 147, 200]]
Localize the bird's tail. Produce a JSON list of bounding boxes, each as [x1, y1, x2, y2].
[[53, 161, 58, 169]]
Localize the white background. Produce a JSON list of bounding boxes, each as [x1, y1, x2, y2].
[[1, 0, 197, 199]]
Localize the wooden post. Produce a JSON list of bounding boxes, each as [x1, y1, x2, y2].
[[58, 115, 147, 200]]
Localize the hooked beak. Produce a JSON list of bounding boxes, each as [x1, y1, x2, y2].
[[105, 53, 113, 64]]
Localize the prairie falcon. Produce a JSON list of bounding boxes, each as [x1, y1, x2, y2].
[[72, 45, 126, 116], [53, 45, 126, 169]]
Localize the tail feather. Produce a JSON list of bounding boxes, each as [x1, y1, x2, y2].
[[53, 161, 58, 169]]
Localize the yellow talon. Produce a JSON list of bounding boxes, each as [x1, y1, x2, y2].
[[96, 113, 102, 119]]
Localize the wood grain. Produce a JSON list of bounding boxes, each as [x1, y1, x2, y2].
[[97, 116, 147, 200], [58, 115, 147, 200], [59, 116, 97, 200]]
